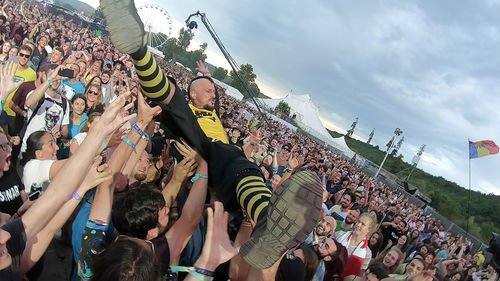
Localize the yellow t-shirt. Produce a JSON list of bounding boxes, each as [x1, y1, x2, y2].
[[4, 66, 37, 116], [189, 104, 228, 144]]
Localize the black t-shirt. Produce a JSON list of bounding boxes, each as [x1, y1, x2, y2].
[[0, 218, 27, 281], [31, 47, 47, 71], [0, 168, 24, 216], [152, 235, 171, 276], [381, 224, 401, 248]]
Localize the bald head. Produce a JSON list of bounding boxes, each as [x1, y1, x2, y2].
[[189, 77, 216, 111], [316, 215, 337, 237]]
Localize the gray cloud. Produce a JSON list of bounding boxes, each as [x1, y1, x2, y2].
[[148, 0, 500, 194]]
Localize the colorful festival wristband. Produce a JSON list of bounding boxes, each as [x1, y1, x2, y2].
[[191, 173, 208, 183], [122, 137, 136, 149]]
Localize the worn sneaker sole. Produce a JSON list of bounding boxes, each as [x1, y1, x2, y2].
[[100, 0, 144, 54], [240, 170, 323, 269]]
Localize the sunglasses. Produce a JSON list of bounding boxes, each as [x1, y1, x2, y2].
[[19, 53, 30, 58], [0, 142, 12, 151], [88, 90, 99, 95]]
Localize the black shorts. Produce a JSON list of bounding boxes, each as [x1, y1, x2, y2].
[[158, 78, 263, 211]]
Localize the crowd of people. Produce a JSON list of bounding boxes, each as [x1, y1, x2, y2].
[[0, 1, 498, 281]]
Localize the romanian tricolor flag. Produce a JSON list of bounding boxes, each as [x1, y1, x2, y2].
[[469, 140, 499, 159]]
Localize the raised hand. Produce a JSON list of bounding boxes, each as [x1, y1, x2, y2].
[[196, 201, 238, 270], [80, 156, 112, 191], [173, 138, 203, 164], [195, 60, 210, 75], [161, 142, 173, 167], [0, 61, 23, 100], [288, 154, 300, 170], [171, 157, 198, 183], [249, 129, 261, 146], [92, 93, 136, 135], [50, 126, 62, 139], [46, 65, 65, 81], [107, 128, 126, 148], [137, 91, 161, 127]]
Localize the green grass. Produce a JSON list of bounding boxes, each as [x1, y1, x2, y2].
[[327, 129, 499, 243]]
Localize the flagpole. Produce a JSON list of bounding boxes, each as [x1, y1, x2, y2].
[[466, 139, 471, 237]]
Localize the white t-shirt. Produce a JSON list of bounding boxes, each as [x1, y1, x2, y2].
[[22, 159, 55, 192], [21, 92, 70, 153], [329, 204, 349, 220], [72, 132, 87, 146]]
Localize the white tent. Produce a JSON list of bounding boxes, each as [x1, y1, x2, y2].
[[330, 137, 357, 158], [212, 78, 244, 100], [256, 94, 356, 158], [245, 101, 297, 131]]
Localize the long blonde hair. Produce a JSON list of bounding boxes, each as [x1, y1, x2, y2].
[[84, 84, 103, 111]]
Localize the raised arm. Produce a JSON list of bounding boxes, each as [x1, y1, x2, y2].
[[183, 201, 238, 281], [20, 93, 135, 241], [162, 156, 197, 207], [20, 157, 112, 274], [0, 62, 23, 112], [25, 65, 63, 109], [166, 139, 208, 262]]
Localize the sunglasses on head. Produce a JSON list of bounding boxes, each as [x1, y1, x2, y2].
[[0, 141, 12, 151], [19, 53, 30, 58]]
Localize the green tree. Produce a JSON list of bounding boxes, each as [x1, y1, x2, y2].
[[276, 101, 291, 117], [178, 28, 194, 50], [212, 67, 228, 81], [162, 37, 181, 61], [54, 0, 75, 11], [230, 64, 260, 98]]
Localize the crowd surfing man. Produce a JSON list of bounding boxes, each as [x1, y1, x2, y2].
[[100, 0, 323, 269]]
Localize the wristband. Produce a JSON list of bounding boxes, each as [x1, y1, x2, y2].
[[191, 173, 208, 183], [101, 142, 107, 149], [72, 191, 83, 201], [194, 267, 215, 277], [284, 167, 293, 173], [132, 123, 144, 136], [188, 271, 213, 281], [170, 266, 214, 281], [141, 131, 150, 142], [122, 137, 136, 149]]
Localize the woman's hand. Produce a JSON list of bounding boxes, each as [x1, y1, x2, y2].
[[0, 61, 23, 100], [173, 138, 204, 165], [171, 157, 197, 183], [80, 156, 112, 192], [136, 91, 161, 128], [195, 201, 238, 271], [92, 93, 136, 135]]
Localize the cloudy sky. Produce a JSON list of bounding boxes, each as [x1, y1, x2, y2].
[[82, 0, 500, 195]]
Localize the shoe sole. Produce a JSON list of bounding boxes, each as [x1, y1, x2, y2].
[[100, 0, 144, 54], [240, 170, 323, 269]]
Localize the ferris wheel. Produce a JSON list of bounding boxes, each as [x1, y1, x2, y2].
[[137, 4, 173, 49]]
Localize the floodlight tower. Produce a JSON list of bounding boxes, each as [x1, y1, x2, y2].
[[374, 128, 403, 178]]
